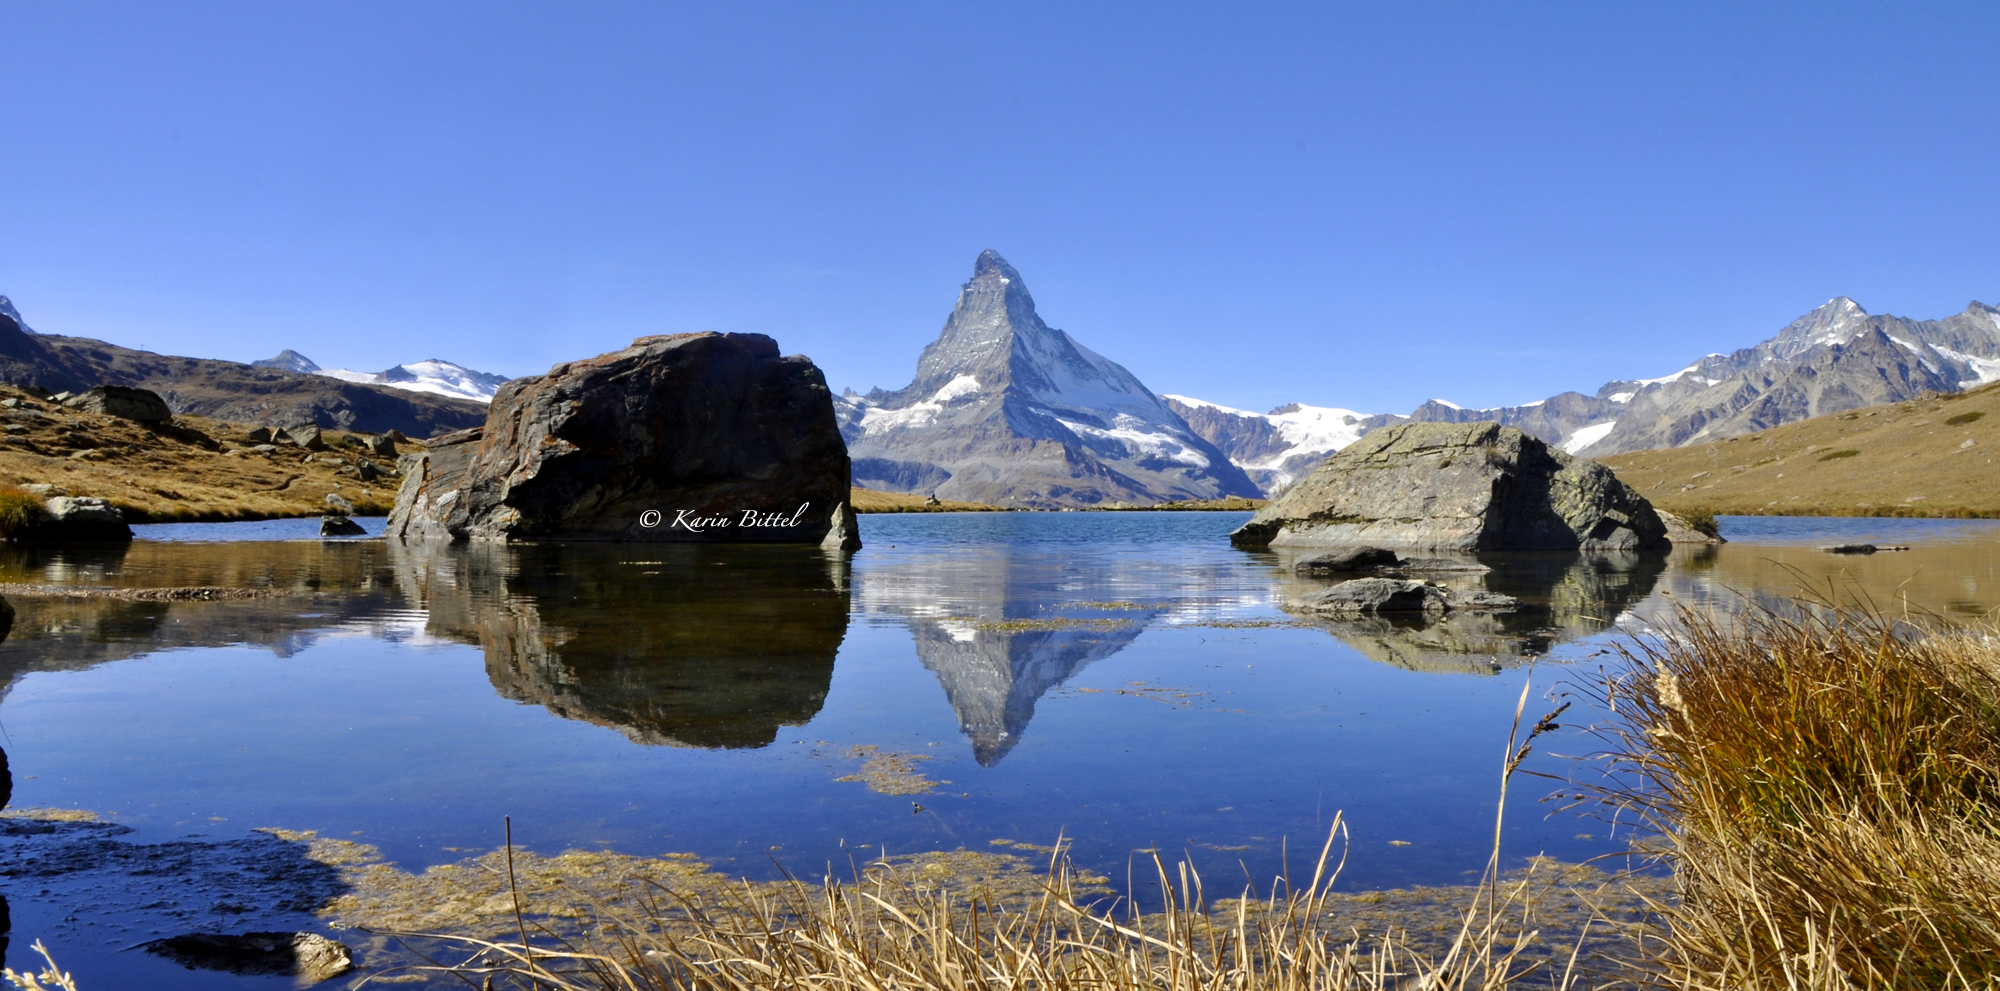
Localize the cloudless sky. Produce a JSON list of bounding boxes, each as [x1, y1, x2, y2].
[[3, 3, 1996, 413]]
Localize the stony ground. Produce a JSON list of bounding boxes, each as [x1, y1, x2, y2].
[[0, 384, 418, 521]]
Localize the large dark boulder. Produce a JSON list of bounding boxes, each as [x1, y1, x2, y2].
[[61, 385, 173, 422], [1231, 422, 1669, 552], [386, 333, 858, 548]]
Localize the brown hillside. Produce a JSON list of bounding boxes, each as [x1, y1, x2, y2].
[[0, 384, 416, 522], [1601, 381, 2000, 517]]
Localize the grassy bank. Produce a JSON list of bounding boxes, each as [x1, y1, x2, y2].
[[1589, 601, 2000, 988], [1602, 381, 2000, 518], [849, 486, 1010, 513]]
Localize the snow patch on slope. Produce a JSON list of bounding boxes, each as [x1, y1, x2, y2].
[[320, 359, 510, 403], [1559, 421, 1617, 455]]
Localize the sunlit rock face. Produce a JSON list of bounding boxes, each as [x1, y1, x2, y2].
[[390, 542, 849, 748], [1232, 422, 1670, 553], [838, 251, 1259, 508]]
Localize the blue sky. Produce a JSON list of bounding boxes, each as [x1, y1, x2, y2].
[[2, 3, 1996, 414]]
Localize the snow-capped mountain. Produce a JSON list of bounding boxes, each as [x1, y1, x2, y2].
[[1170, 296, 2000, 492], [252, 351, 511, 403], [835, 250, 1258, 507], [0, 296, 35, 335], [1162, 396, 1401, 493]]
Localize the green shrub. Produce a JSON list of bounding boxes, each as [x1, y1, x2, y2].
[[1947, 410, 1986, 426], [1675, 507, 1720, 538], [1818, 448, 1861, 461]]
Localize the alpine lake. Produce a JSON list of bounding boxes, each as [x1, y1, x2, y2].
[[3, 510, 1999, 987]]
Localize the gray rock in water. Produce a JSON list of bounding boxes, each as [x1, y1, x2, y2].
[[319, 515, 366, 536], [1231, 422, 1669, 553], [61, 385, 172, 422], [821, 500, 861, 552], [145, 931, 352, 981], [28, 496, 133, 542], [1292, 547, 1400, 575], [386, 332, 855, 545], [1291, 577, 1522, 618], [324, 493, 355, 514], [1656, 510, 1725, 545], [1295, 578, 1447, 615]]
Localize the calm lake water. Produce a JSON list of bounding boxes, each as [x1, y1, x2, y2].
[[4, 511, 1999, 987]]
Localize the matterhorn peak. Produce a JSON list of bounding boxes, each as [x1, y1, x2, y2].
[[839, 250, 1259, 507]]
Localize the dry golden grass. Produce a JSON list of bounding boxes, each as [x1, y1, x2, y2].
[[0, 384, 415, 522], [1588, 599, 2000, 989], [1601, 381, 2000, 517], [849, 487, 1008, 513]]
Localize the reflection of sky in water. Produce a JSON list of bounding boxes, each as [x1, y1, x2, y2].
[[4, 512, 2000, 983]]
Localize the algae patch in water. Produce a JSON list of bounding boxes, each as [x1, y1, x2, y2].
[[969, 617, 1134, 633], [834, 744, 940, 795]]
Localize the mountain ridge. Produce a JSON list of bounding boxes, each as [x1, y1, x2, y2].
[[1176, 295, 2000, 494]]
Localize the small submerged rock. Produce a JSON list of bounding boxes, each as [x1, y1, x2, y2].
[[1292, 577, 1519, 617], [1292, 547, 1400, 575], [1819, 543, 1911, 555], [145, 931, 352, 982]]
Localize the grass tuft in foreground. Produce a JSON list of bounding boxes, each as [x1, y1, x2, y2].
[[1591, 601, 2000, 989]]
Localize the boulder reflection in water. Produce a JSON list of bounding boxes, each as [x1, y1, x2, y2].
[[1273, 550, 1667, 674], [390, 542, 849, 749]]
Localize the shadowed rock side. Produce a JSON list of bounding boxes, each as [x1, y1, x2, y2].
[[854, 546, 1160, 764], [1232, 422, 1670, 553], [839, 251, 1258, 508], [389, 542, 848, 748], [1265, 548, 1666, 674], [388, 332, 856, 547]]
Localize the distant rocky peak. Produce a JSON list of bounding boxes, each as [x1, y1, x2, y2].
[[1770, 296, 1874, 359], [252, 349, 322, 374]]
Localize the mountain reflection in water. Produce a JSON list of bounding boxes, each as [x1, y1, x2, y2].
[[853, 546, 1188, 765], [391, 542, 850, 749]]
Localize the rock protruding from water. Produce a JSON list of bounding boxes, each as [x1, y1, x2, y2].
[[319, 515, 366, 536], [28, 496, 133, 542], [145, 931, 352, 981], [1231, 422, 1669, 553], [1292, 547, 1399, 575], [61, 385, 172, 422], [386, 332, 855, 546]]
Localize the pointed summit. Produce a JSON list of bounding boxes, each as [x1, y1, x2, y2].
[[840, 251, 1259, 507]]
